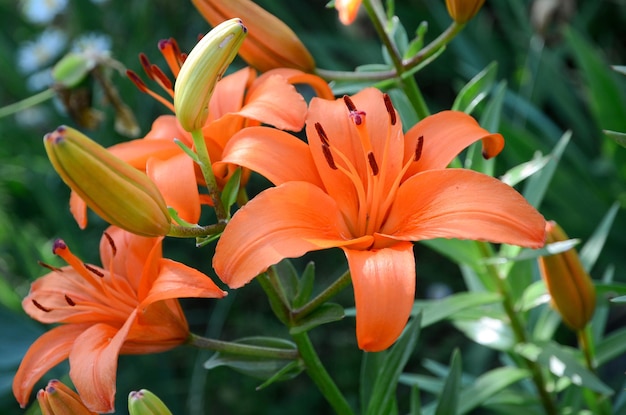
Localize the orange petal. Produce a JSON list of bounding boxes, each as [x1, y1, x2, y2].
[[236, 74, 307, 131], [336, 0, 362, 25], [13, 324, 89, 408], [214, 181, 351, 288], [146, 153, 201, 224], [70, 190, 87, 229], [403, 111, 504, 177], [221, 126, 324, 187], [259, 68, 334, 100], [207, 67, 252, 122], [344, 242, 415, 352], [381, 169, 546, 247], [108, 139, 182, 170], [140, 258, 226, 306], [69, 315, 136, 413], [144, 115, 193, 147]]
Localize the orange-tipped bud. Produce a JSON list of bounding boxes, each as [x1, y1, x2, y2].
[[37, 380, 97, 415], [538, 221, 596, 331], [44, 126, 171, 236], [445, 0, 486, 24], [191, 0, 315, 73], [174, 18, 247, 132], [128, 389, 173, 415]]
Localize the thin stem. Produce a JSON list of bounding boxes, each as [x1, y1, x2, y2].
[[476, 241, 558, 415], [0, 88, 56, 118], [187, 333, 299, 360], [292, 270, 352, 321], [167, 223, 226, 238], [190, 129, 228, 222], [578, 327, 595, 372], [292, 331, 355, 415]]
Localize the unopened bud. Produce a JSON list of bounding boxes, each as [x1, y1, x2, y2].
[[192, 0, 315, 72], [538, 221, 596, 331], [44, 126, 171, 236], [37, 380, 96, 415], [174, 18, 247, 132], [128, 389, 173, 415], [445, 0, 486, 24]]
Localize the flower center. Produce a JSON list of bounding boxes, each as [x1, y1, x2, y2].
[[314, 94, 423, 239]]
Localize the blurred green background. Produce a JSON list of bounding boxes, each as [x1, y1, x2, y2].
[[1, 0, 626, 413]]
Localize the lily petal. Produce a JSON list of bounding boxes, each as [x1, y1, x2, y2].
[[221, 126, 323, 187], [108, 139, 182, 170], [70, 190, 88, 229], [207, 67, 251, 122], [258, 68, 334, 100], [381, 169, 546, 247], [143, 115, 193, 147], [214, 181, 351, 288], [343, 242, 415, 352], [13, 324, 90, 408], [403, 111, 504, 176]]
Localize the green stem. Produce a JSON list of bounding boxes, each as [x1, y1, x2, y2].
[[0, 88, 56, 118], [190, 129, 227, 222], [292, 331, 355, 415], [578, 327, 595, 372], [187, 333, 298, 360], [292, 270, 352, 321], [476, 242, 558, 415], [167, 223, 226, 238], [578, 327, 612, 415]]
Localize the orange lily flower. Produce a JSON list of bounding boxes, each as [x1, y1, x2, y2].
[[336, 0, 362, 25], [213, 88, 546, 352], [37, 379, 97, 415], [13, 226, 226, 413]]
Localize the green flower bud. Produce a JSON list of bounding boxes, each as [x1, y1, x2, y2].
[[174, 17, 247, 132], [128, 389, 173, 415], [37, 380, 96, 415], [44, 126, 171, 236]]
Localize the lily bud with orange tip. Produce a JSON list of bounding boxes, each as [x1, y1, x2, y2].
[[445, 0, 486, 24], [174, 18, 247, 132], [191, 0, 315, 73], [37, 380, 96, 415], [128, 389, 173, 415], [538, 221, 596, 331], [43, 126, 171, 237]]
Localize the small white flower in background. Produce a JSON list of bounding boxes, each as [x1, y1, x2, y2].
[[26, 69, 54, 91], [20, 0, 68, 24], [72, 32, 114, 70], [17, 28, 67, 74]]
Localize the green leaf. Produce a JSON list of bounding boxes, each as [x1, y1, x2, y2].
[[500, 154, 550, 187], [289, 302, 344, 335], [292, 261, 316, 309], [420, 239, 483, 270], [413, 291, 502, 328], [365, 313, 422, 415], [518, 280, 549, 312], [410, 385, 422, 415], [204, 337, 300, 382], [456, 367, 531, 414], [452, 61, 498, 114], [270, 260, 299, 306], [452, 314, 515, 351], [404, 21, 428, 59], [515, 341, 614, 395], [220, 167, 241, 214], [604, 130, 626, 148], [434, 350, 462, 415], [596, 327, 626, 366], [579, 201, 620, 272], [483, 239, 580, 265]]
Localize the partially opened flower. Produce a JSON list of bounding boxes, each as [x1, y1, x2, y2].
[[37, 379, 97, 415], [214, 87, 546, 352], [13, 226, 226, 413]]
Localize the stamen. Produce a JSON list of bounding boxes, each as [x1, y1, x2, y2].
[[65, 295, 76, 306], [158, 38, 184, 76], [349, 110, 366, 126], [85, 264, 104, 278], [38, 261, 63, 272], [343, 95, 357, 111], [414, 135, 424, 161], [368, 152, 379, 175], [314, 122, 330, 145], [32, 299, 51, 312], [103, 231, 117, 256], [383, 94, 397, 125], [127, 70, 149, 93], [150, 64, 174, 93], [138, 53, 153, 79], [322, 144, 337, 170]]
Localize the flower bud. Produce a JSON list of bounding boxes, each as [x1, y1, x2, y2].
[[538, 221, 596, 331], [44, 126, 171, 236], [128, 389, 173, 415], [174, 18, 247, 132], [445, 0, 486, 24], [37, 380, 96, 415], [191, 0, 315, 73]]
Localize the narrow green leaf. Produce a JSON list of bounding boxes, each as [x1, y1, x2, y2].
[[579, 202, 620, 272], [255, 360, 303, 390], [500, 154, 550, 187], [414, 291, 501, 328], [220, 167, 241, 213], [434, 350, 462, 415], [483, 239, 580, 265], [604, 130, 626, 148], [518, 280, 549, 312], [292, 261, 316, 308], [366, 313, 422, 415], [289, 303, 344, 335], [271, 260, 300, 306], [456, 367, 531, 414], [453, 315, 515, 351], [596, 327, 626, 365], [360, 351, 386, 413], [404, 21, 428, 59], [452, 62, 498, 114], [410, 385, 422, 415]]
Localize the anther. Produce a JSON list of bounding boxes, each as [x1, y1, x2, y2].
[[322, 144, 337, 170], [103, 231, 117, 256], [383, 94, 397, 125], [343, 95, 357, 112], [314, 122, 330, 146], [138, 53, 153, 79], [150, 64, 173, 90], [414, 135, 424, 162], [85, 264, 104, 278], [126, 70, 149, 93], [52, 239, 67, 255], [38, 261, 63, 272], [368, 152, 379, 175], [349, 110, 366, 126], [65, 295, 76, 306], [32, 299, 51, 313]]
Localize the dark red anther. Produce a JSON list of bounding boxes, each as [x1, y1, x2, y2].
[[349, 110, 366, 126], [52, 239, 67, 255], [383, 94, 397, 126], [126, 70, 149, 93], [322, 144, 337, 170], [314, 122, 330, 146], [55, 126, 66, 134], [65, 295, 76, 306], [414, 135, 424, 162], [368, 152, 379, 175], [32, 299, 51, 312], [85, 264, 104, 278], [157, 39, 169, 51], [138, 53, 153, 79], [103, 232, 117, 256], [343, 95, 357, 112], [150, 64, 172, 90], [38, 261, 63, 272]]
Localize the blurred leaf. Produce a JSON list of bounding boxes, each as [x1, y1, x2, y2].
[[270, 261, 299, 306], [452, 61, 498, 114], [579, 201, 620, 272], [410, 385, 422, 415], [612, 66, 626, 76], [255, 360, 303, 390], [455, 368, 531, 414], [204, 336, 299, 382], [421, 239, 483, 270], [518, 280, 549, 312], [604, 130, 626, 148], [434, 349, 461, 415], [292, 262, 315, 309], [289, 303, 344, 335], [515, 341, 613, 395], [413, 291, 502, 328], [453, 315, 515, 351], [483, 239, 580, 265], [404, 21, 428, 59], [365, 313, 422, 415], [596, 327, 626, 366], [382, 16, 409, 65], [220, 167, 241, 214], [500, 154, 550, 187]]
